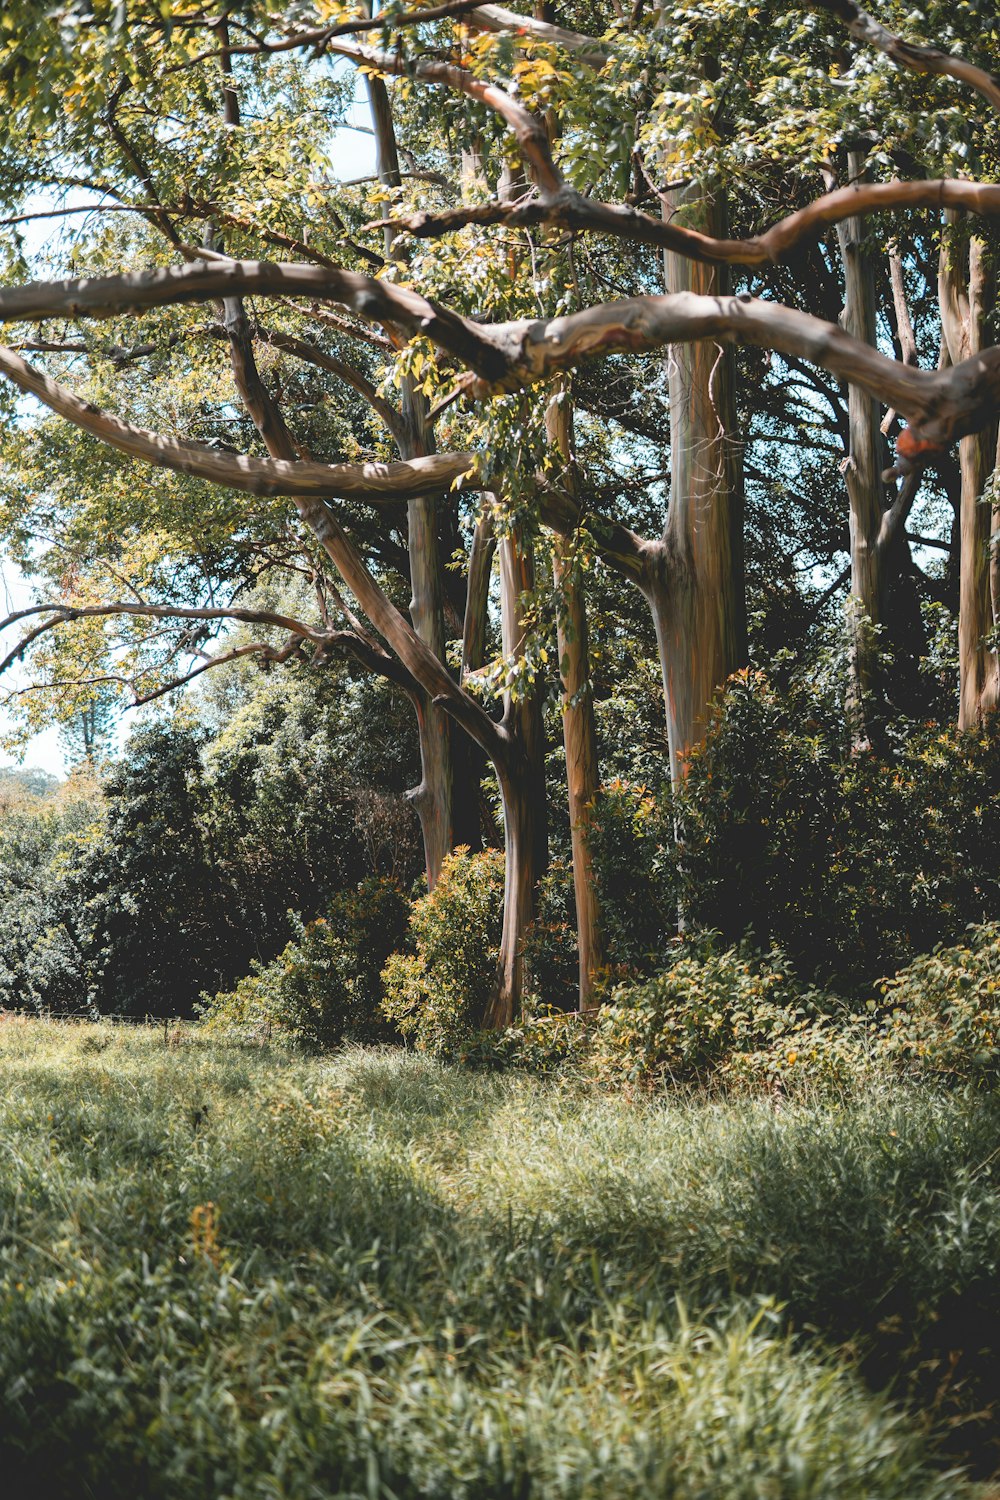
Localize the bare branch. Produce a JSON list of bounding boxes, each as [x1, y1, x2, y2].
[[165, 0, 495, 71], [0, 343, 479, 502], [253, 325, 404, 442], [126, 638, 306, 706], [378, 178, 1000, 268]]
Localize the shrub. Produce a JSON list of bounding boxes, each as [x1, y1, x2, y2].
[[877, 923, 1000, 1084], [465, 1002, 595, 1075], [588, 779, 676, 978], [590, 938, 860, 1093], [380, 848, 505, 1057], [674, 671, 841, 980], [201, 877, 407, 1047], [675, 669, 1000, 993], [522, 858, 579, 1012]]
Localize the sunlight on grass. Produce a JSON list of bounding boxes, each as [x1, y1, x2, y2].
[[0, 1021, 996, 1497]]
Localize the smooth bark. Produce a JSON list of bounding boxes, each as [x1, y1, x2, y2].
[[368, 70, 458, 887], [836, 155, 891, 748], [546, 389, 603, 1009], [941, 226, 1000, 725], [485, 529, 548, 1028]]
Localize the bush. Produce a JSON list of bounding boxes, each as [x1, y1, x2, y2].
[[588, 779, 676, 978], [381, 848, 504, 1057], [201, 877, 407, 1047], [522, 859, 579, 1012], [877, 923, 1000, 1084], [675, 670, 1000, 993], [590, 938, 861, 1093]]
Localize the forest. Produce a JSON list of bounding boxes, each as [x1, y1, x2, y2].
[[2, 0, 1000, 1495]]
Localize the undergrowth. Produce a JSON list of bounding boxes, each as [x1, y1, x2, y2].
[[0, 1021, 997, 1497]]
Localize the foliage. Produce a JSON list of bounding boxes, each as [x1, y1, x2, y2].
[[381, 848, 505, 1057], [203, 668, 420, 970], [589, 937, 860, 1093], [0, 1025, 998, 1493], [522, 857, 579, 1012], [79, 721, 226, 1017], [675, 669, 1000, 992], [878, 923, 1000, 1085], [0, 667, 421, 1021], [201, 877, 408, 1049], [0, 767, 103, 1014], [587, 779, 677, 978]]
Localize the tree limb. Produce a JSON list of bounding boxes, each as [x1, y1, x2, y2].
[[0, 343, 479, 502], [4, 261, 1000, 456], [377, 178, 1000, 268]]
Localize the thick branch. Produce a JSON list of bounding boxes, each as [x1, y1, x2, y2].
[[0, 344, 477, 502], [464, 292, 1000, 454], [467, 5, 608, 65], [380, 178, 1000, 268], [5, 262, 1000, 456], [218, 291, 508, 764], [877, 469, 922, 555], [326, 38, 563, 196], [0, 257, 502, 382]]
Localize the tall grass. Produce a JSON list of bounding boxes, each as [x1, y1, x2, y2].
[[0, 1020, 996, 1497]]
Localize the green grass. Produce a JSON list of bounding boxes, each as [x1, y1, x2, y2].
[[1, 1020, 998, 1498]]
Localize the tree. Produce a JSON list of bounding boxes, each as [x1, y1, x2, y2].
[[3, 0, 1000, 1022]]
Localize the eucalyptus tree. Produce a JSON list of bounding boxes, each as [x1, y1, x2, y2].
[[3, 0, 1000, 1023]]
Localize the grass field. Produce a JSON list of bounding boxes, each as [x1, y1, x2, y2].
[[1, 1019, 999, 1498]]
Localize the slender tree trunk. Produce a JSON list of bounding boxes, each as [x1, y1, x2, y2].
[[651, 185, 745, 783], [545, 385, 603, 1009], [940, 225, 1000, 726], [835, 154, 891, 749], [368, 72, 463, 884], [483, 527, 548, 1028]]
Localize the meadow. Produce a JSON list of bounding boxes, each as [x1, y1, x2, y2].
[[1, 1019, 999, 1498]]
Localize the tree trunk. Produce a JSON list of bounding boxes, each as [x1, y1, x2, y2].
[[835, 154, 891, 749], [546, 385, 603, 1010], [368, 71, 463, 884], [653, 185, 745, 782], [940, 226, 1000, 727], [484, 527, 548, 1028]]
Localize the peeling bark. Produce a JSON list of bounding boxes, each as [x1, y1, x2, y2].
[[647, 187, 745, 783]]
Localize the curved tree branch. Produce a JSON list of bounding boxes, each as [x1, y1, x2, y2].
[[0, 343, 479, 502], [4, 261, 1000, 456], [377, 178, 1000, 267]]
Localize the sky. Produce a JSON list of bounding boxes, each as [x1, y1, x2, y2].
[[0, 70, 378, 780]]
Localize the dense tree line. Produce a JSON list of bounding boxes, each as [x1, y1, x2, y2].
[[0, 668, 421, 1016]]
